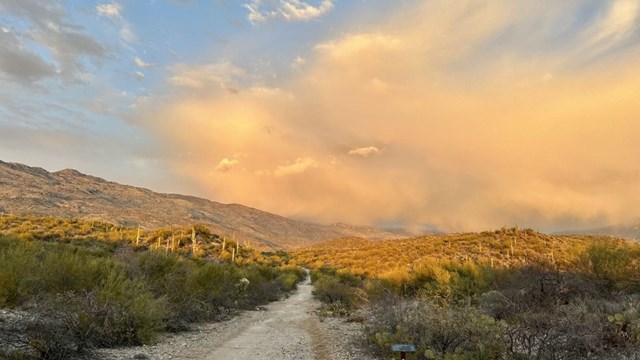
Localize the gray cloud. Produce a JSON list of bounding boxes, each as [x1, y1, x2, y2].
[[0, 0, 106, 85], [0, 30, 56, 84]]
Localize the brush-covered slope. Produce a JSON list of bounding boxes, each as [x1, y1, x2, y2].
[[292, 227, 637, 276]]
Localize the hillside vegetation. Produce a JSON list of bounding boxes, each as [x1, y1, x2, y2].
[[0, 215, 304, 360], [294, 228, 640, 360]]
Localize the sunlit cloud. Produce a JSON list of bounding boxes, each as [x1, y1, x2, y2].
[[134, 56, 150, 68], [215, 158, 240, 172], [348, 146, 380, 157], [274, 157, 319, 177], [136, 1, 640, 232]]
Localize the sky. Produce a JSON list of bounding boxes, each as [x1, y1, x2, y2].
[[1, 0, 640, 233]]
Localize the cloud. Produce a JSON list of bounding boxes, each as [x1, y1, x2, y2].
[[137, 1, 640, 232], [243, 0, 334, 24], [291, 56, 305, 69], [134, 71, 145, 80], [94, 1, 136, 44], [134, 57, 150, 68], [273, 157, 318, 177], [348, 146, 380, 157], [0, 0, 106, 84], [578, 0, 640, 57], [215, 157, 240, 172], [96, 3, 122, 19], [0, 30, 56, 84], [169, 61, 245, 89], [279, 0, 334, 21]]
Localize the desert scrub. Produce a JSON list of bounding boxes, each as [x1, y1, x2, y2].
[[0, 234, 304, 359], [311, 268, 363, 316], [365, 296, 507, 360]]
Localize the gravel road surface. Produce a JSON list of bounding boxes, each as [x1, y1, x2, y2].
[[100, 275, 380, 360]]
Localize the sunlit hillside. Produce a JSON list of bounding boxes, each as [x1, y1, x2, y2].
[[292, 227, 640, 277], [0, 215, 276, 265]]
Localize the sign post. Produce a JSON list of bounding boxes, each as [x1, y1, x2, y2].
[[391, 343, 416, 360]]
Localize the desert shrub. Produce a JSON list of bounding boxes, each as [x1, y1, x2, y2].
[[92, 271, 167, 346], [276, 272, 299, 291], [312, 274, 357, 310], [580, 242, 640, 289], [366, 295, 507, 360]]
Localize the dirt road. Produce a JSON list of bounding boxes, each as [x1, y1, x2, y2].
[[101, 275, 378, 360]]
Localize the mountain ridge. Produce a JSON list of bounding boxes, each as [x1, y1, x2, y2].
[[555, 220, 640, 241], [0, 160, 401, 248]]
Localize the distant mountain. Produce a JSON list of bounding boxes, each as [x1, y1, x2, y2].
[[0, 160, 400, 249], [555, 221, 640, 241]]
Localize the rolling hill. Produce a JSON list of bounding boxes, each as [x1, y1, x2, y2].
[[0, 160, 400, 248]]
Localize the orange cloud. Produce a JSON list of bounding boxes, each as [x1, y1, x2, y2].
[[137, 1, 640, 232]]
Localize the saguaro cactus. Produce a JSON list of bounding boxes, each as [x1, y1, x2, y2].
[[191, 227, 197, 253]]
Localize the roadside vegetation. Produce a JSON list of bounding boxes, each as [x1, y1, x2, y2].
[[295, 227, 640, 359], [0, 215, 304, 360]]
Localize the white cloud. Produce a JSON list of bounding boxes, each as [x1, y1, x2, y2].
[[348, 146, 380, 157], [274, 157, 318, 176], [96, 3, 122, 19], [215, 158, 240, 172], [243, 0, 334, 24], [134, 57, 150, 68], [134, 71, 144, 80], [280, 0, 334, 21], [243, 1, 274, 24]]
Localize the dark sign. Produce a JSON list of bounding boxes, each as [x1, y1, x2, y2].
[[391, 344, 416, 353]]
